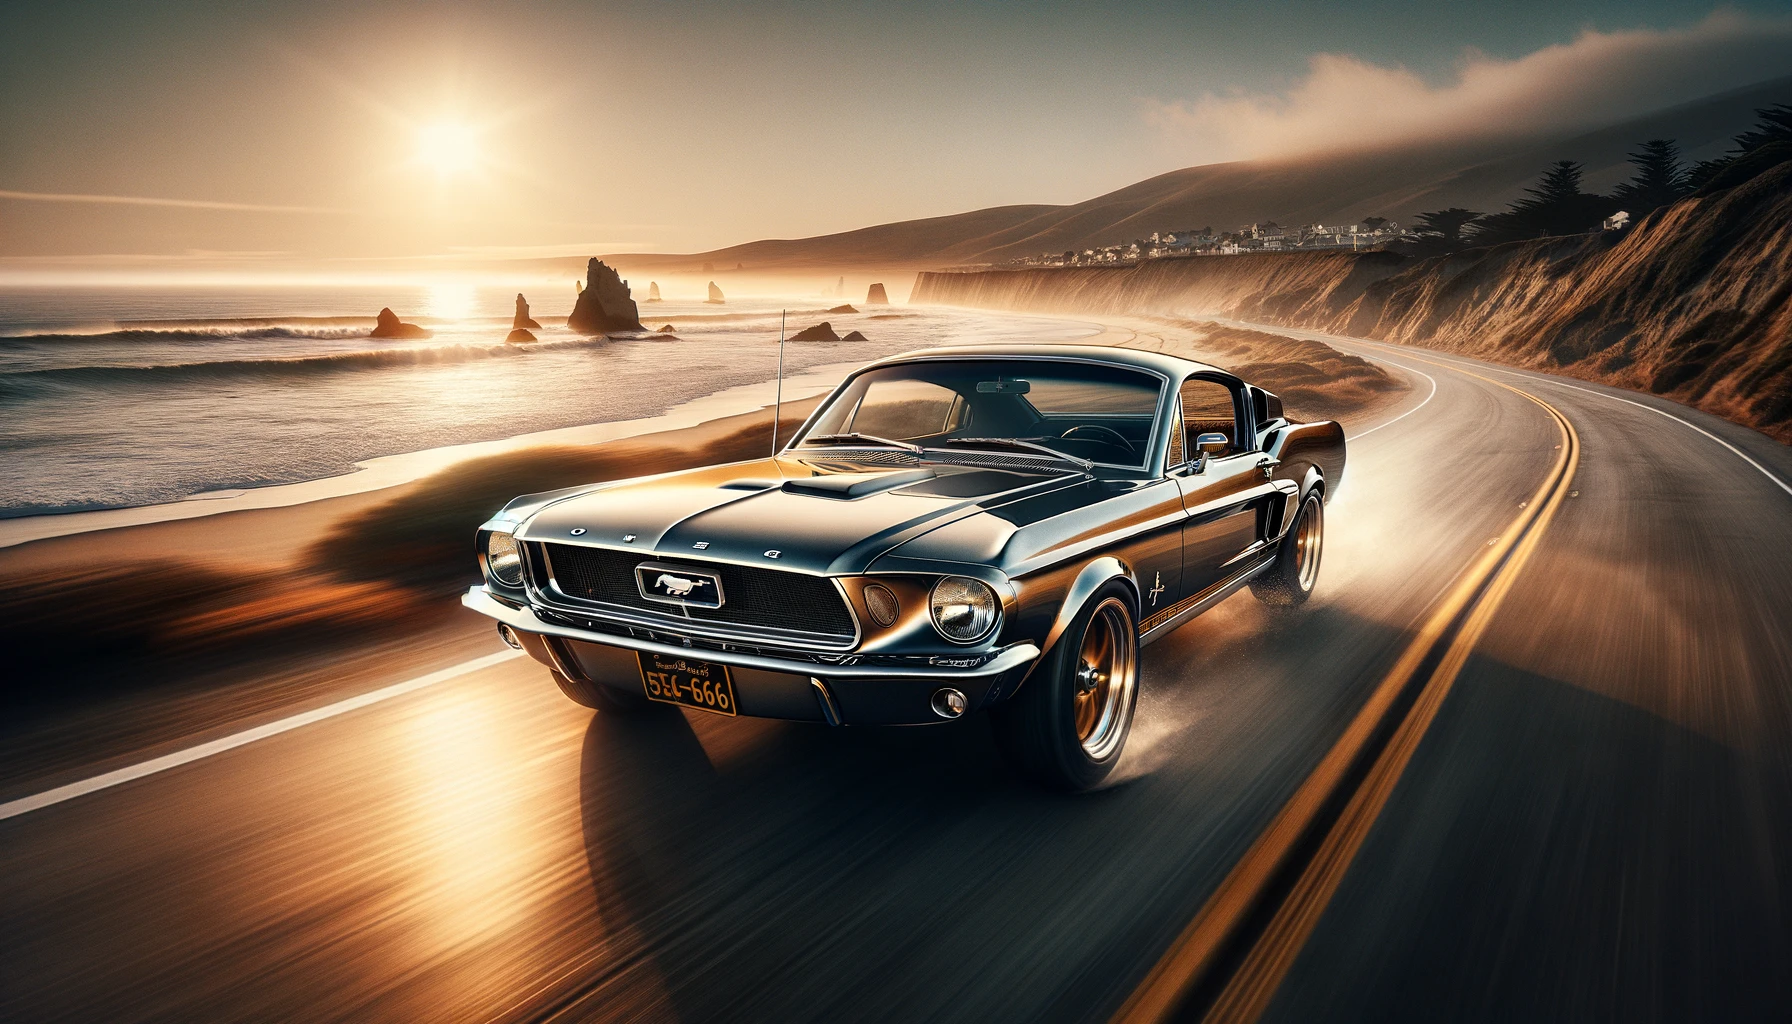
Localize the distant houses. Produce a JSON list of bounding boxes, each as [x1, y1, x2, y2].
[[1003, 219, 1413, 268]]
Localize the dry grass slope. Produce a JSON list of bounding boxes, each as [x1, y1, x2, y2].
[[1163, 320, 1403, 423], [917, 160, 1792, 441]]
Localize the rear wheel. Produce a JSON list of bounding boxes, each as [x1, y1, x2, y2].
[[993, 584, 1140, 791], [552, 669, 651, 714], [1252, 490, 1324, 607]]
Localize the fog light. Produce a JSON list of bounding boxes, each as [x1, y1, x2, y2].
[[864, 583, 900, 627], [931, 687, 968, 719], [497, 623, 523, 650]]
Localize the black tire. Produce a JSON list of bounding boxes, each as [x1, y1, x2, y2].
[[1252, 490, 1324, 607], [552, 669, 651, 714], [992, 582, 1140, 791]]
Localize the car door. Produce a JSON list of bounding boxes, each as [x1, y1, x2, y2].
[[1172, 376, 1274, 597], [1117, 473, 1188, 625]]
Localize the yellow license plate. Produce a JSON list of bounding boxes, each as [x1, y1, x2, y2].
[[637, 652, 737, 716]]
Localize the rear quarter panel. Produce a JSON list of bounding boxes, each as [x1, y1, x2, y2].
[[1268, 420, 1346, 498]]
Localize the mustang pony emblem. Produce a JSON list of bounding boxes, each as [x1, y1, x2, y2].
[[656, 573, 708, 596], [636, 563, 726, 608]]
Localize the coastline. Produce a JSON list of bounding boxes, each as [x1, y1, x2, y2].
[[0, 360, 862, 551], [0, 310, 1398, 574]]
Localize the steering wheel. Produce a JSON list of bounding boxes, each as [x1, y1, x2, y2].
[[1060, 424, 1135, 453]]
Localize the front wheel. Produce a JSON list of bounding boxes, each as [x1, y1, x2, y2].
[[993, 584, 1140, 791], [1252, 491, 1324, 607], [552, 669, 651, 714]]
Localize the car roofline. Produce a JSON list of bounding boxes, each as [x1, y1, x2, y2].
[[850, 344, 1234, 382]]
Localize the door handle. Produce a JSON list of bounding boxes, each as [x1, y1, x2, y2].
[[1255, 457, 1281, 479]]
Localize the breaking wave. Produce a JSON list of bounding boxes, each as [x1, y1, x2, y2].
[[0, 334, 616, 396], [0, 318, 376, 345]]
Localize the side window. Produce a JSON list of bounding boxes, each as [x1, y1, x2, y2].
[[848, 379, 963, 440], [1180, 378, 1242, 456], [1165, 397, 1185, 466]]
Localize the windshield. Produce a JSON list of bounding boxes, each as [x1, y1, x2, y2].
[[795, 358, 1164, 469]]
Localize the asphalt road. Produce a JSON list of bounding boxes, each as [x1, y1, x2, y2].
[[4, 323, 1790, 1022]]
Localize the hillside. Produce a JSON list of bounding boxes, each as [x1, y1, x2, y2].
[[598, 75, 1792, 275], [912, 161, 1792, 442]]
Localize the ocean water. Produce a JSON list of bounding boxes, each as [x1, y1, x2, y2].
[[0, 283, 1094, 517]]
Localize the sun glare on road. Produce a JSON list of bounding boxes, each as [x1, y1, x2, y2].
[[416, 119, 481, 178]]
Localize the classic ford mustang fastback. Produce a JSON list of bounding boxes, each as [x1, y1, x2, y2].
[[464, 345, 1345, 789]]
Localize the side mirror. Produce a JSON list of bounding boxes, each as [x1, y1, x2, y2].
[[1194, 432, 1229, 455]]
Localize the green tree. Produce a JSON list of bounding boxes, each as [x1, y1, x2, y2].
[[1733, 102, 1792, 153], [1685, 103, 1792, 191], [1684, 158, 1730, 190], [1414, 208, 1483, 248], [1474, 160, 1616, 244], [1611, 139, 1687, 216]]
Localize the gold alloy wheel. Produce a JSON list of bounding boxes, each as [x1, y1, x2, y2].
[[1295, 497, 1324, 593], [1072, 597, 1138, 760]]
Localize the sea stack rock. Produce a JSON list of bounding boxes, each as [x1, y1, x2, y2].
[[646, 281, 662, 302], [842, 330, 867, 342], [370, 307, 430, 339], [706, 281, 725, 304], [506, 328, 537, 343], [567, 258, 644, 334], [790, 321, 839, 342], [513, 293, 541, 330], [827, 304, 857, 314], [866, 282, 889, 305]]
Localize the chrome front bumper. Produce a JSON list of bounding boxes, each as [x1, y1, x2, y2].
[[462, 587, 1041, 724]]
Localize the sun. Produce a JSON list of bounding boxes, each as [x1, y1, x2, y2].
[[415, 119, 481, 178]]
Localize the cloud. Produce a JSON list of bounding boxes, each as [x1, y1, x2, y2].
[[441, 241, 668, 259], [0, 189, 350, 215], [1142, 10, 1792, 162], [0, 190, 663, 243]]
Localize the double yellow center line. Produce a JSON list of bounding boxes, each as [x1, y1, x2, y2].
[[1115, 361, 1581, 1024]]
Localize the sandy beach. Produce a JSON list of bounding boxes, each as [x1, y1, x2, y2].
[[0, 312, 1405, 581], [0, 360, 858, 557]]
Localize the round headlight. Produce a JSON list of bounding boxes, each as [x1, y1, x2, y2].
[[929, 576, 998, 643], [485, 531, 524, 587]]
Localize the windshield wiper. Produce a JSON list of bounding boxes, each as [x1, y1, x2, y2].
[[801, 432, 923, 454], [926, 437, 1094, 471]]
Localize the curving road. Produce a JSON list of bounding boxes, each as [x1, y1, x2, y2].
[[3, 318, 1791, 1022]]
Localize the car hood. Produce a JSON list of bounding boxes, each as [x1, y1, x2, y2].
[[516, 456, 1088, 574]]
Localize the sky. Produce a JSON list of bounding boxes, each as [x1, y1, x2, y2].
[[3, 0, 1791, 274]]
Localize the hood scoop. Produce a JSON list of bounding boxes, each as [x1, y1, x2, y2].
[[780, 468, 937, 500]]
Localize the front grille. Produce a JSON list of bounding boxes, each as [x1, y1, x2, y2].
[[534, 543, 856, 643]]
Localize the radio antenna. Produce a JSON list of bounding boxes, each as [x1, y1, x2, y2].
[[771, 309, 786, 456]]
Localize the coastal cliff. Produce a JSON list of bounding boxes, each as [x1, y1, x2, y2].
[[914, 161, 1792, 441]]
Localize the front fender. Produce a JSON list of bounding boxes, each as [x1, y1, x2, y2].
[[1020, 556, 1138, 692]]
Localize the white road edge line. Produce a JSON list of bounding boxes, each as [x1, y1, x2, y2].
[[1347, 358, 1438, 441], [0, 648, 526, 822], [1215, 316, 1437, 442], [1279, 320, 1789, 498], [1311, 325, 1791, 499], [1485, 372, 1792, 498]]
